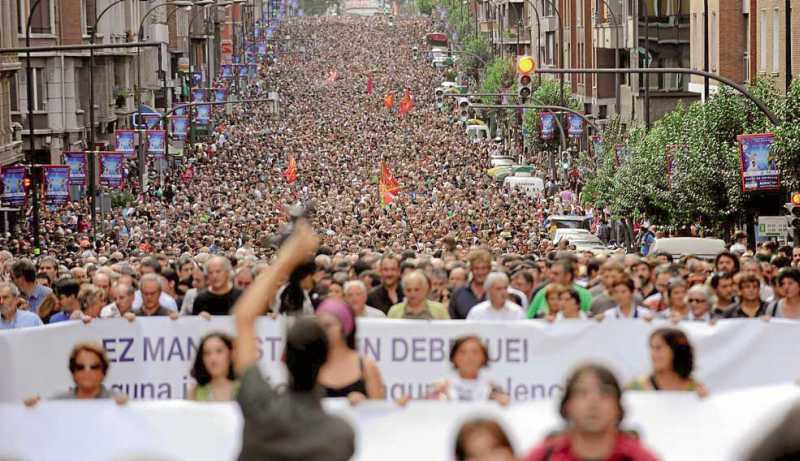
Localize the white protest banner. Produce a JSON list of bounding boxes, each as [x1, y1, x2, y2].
[[1, 384, 799, 461], [1, 318, 800, 402]]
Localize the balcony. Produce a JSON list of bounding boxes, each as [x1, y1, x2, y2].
[[499, 26, 531, 44], [480, 20, 495, 33], [593, 22, 624, 49]]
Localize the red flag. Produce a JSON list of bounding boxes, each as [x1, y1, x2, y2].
[[283, 156, 297, 184], [383, 93, 394, 109], [366, 76, 374, 95], [398, 91, 414, 116], [324, 70, 338, 85], [379, 162, 401, 207], [181, 165, 194, 182]]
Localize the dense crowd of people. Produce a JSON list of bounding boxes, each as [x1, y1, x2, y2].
[[3, 13, 800, 461]]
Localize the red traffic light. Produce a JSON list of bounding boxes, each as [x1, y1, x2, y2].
[[520, 75, 532, 86]]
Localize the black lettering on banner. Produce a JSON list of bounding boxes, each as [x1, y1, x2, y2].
[[102, 337, 135, 363], [391, 338, 408, 361], [143, 336, 165, 362]]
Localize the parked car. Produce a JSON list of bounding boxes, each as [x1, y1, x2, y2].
[[649, 237, 726, 261]]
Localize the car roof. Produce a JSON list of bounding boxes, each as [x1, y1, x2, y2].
[[650, 237, 726, 259], [549, 215, 590, 221]]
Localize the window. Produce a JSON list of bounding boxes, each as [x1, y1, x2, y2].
[[759, 10, 766, 72], [83, 0, 96, 35], [18, 0, 52, 34], [772, 8, 780, 73], [10, 75, 18, 112], [545, 31, 555, 64], [23, 68, 48, 111]]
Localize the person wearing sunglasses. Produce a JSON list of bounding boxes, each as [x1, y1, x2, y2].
[[676, 284, 715, 322], [24, 342, 126, 405]]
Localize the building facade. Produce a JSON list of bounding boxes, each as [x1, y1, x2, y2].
[[1, 0, 24, 166]]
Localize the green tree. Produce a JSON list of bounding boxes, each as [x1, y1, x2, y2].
[[416, 0, 434, 16]]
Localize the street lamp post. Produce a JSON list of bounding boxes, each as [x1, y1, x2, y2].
[[136, 0, 193, 197], [88, 0, 128, 244], [24, 0, 43, 252]]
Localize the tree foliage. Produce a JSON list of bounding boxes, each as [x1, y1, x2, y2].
[[416, 0, 435, 15], [580, 77, 800, 233]]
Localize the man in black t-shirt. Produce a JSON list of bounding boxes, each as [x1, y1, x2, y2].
[[193, 256, 243, 315]]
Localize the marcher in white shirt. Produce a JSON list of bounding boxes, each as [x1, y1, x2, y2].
[[603, 276, 652, 320], [343, 280, 386, 318], [466, 272, 525, 321]]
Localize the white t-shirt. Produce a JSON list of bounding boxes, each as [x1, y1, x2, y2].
[[444, 373, 496, 402], [604, 304, 652, 320], [466, 300, 526, 321]]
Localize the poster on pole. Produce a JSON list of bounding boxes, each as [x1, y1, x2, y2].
[[540, 113, 555, 140], [63, 152, 87, 186], [173, 105, 188, 117], [257, 42, 267, 57], [99, 153, 124, 189], [191, 72, 203, 87], [248, 64, 258, 79], [737, 133, 779, 192], [190, 88, 206, 103], [213, 88, 227, 103], [591, 135, 604, 156], [146, 130, 166, 159], [1, 166, 26, 206], [221, 64, 233, 80], [114, 130, 136, 158], [142, 114, 162, 130], [195, 105, 210, 125], [43, 165, 69, 205], [171, 116, 189, 140], [567, 113, 583, 138]]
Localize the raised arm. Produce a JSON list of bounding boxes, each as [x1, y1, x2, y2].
[[233, 221, 319, 375]]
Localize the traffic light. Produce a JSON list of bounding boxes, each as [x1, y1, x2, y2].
[[22, 175, 32, 191], [457, 97, 470, 121], [516, 55, 535, 102], [787, 192, 800, 227]]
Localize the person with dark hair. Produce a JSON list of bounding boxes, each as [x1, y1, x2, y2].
[[603, 276, 652, 320], [316, 298, 384, 403], [627, 328, 706, 395], [367, 254, 405, 314], [528, 258, 592, 318], [728, 273, 768, 318], [714, 251, 740, 275], [10, 259, 52, 313], [274, 260, 316, 316], [770, 267, 800, 319], [188, 332, 239, 401], [233, 221, 354, 461], [24, 342, 126, 406], [454, 418, 515, 461], [49, 278, 82, 323], [709, 271, 739, 317], [556, 288, 587, 320], [523, 364, 658, 461], [427, 335, 509, 404]]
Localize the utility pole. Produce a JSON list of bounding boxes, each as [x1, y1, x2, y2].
[[703, 0, 709, 100]]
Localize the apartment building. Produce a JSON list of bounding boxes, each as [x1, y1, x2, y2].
[[753, 0, 798, 92], [1, 0, 24, 166]]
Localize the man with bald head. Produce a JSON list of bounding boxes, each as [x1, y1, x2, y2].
[[193, 255, 243, 315]]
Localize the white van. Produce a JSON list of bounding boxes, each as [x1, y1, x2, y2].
[[503, 176, 544, 198], [466, 124, 490, 143]]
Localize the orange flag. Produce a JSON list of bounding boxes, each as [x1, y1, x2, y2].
[[283, 156, 297, 184], [398, 91, 414, 116], [383, 93, 394, 109], [379, 162, 401, 207]]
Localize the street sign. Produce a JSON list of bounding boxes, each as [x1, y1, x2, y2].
[[758, 216, 789, 237]]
